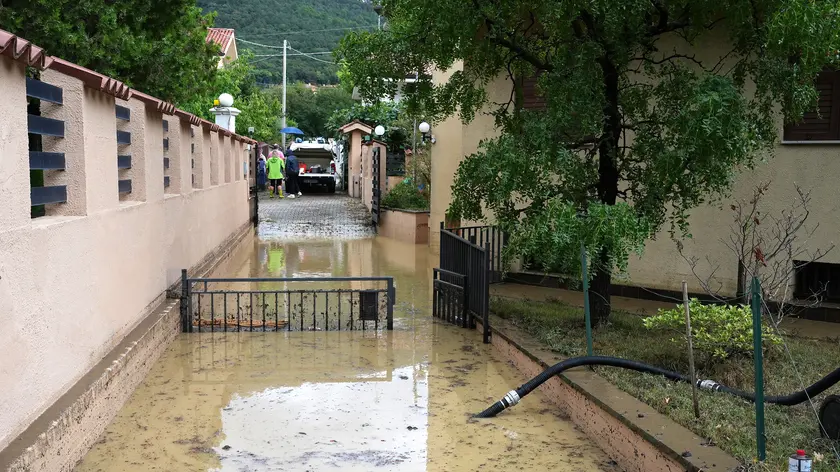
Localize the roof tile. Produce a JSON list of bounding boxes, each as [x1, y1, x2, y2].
[[206, 28, 235, 55]]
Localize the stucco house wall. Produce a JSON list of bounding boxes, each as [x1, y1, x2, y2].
[[429, 31, 840, 299], [430, 61, 511, 253]]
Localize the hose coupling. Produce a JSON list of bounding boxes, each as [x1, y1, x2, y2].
[[697, 379, 721, 391], [503, 390, 521, 407]]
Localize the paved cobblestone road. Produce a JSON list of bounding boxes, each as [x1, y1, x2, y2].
[[258, 192, 375, 239]]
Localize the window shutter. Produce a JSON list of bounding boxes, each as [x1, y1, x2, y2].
[[784, 70, 840, 141], [520, 73, 546, 110]]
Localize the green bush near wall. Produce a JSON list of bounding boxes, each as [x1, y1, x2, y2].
[[382, 180, 429, 211]]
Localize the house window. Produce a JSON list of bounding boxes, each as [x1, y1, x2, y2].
[[520, 74, 546, 111], [794, 260, 840, 302], [784, 69, 840, 141]]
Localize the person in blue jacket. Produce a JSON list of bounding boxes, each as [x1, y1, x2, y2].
[[256, 154, 267, 191], [284, 149, 301, 198]]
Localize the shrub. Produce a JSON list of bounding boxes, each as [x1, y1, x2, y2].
[[381, 179, 429, 210], [643, 299, 782, 361]]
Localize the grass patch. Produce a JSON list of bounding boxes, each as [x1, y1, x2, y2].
[[491, 296, 840, 471]]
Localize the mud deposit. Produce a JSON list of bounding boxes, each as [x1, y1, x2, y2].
[[74, 232, 615, 471]]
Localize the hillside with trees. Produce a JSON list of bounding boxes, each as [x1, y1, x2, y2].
[[197, 0, 378, 85]]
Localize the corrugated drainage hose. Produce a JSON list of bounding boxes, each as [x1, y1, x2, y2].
[[474, 356, 840, 418]]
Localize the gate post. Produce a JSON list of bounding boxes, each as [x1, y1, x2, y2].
[[180, 269, 189, 333], [462, 275, 469, 329], [483, 242, 491, 344], [386, 277, 395, 330]]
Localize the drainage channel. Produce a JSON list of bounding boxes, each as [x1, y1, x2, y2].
[[74, 235, 618, 471]]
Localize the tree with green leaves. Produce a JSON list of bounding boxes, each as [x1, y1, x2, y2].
[[276, 82, 355, 137], [0, 0, 218, 104], [181, 52, 283, 143], [338, 0, 840, 324], [326, 101, 402, 135]]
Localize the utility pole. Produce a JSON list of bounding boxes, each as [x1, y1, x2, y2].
[[374, 4, 383, 30], [282, 39, 288, 147]]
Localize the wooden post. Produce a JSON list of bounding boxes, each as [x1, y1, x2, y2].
[[683, 281, 700, 419], [582, 244, 594, 357]]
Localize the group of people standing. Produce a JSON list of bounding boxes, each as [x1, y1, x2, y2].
[[257, 144, 302, 199]]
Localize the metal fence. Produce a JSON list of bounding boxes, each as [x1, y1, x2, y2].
[[447, 225, 505, 283], [432, 268, 469, 328], [180, 270, 395, 333], [438, 226, 490, 343]]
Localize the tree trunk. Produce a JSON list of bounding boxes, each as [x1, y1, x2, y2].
[[736, 259, 748, 305], [591, 53, 621, 322], [589, 252, 612, 326]]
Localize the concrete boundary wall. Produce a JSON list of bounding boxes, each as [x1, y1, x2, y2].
[[477, 316, 740, 472], [0, 41, 256, 454], [378, 209, 430, 244], [0, 222, 251, 472]]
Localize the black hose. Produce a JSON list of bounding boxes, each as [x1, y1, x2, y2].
[[474, 355, 840, 418]]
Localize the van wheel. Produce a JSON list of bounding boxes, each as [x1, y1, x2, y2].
[[328, 182, 336, 193]]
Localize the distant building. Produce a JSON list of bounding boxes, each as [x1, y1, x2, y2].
[[206, 28, 238, 69], [351, 74, 426, 105], [304, 83, 339, 93]]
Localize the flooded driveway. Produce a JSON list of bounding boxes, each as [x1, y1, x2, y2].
[[75, 233, 616, 471]]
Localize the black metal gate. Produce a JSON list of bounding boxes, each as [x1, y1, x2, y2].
[[433, 269, 469, 327], [447, 225, 506, 283], [371, 147, 381, 225], [435, 226, 491, 343], [179, 270, 395, 332]]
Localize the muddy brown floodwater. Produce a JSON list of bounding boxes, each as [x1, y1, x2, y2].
[[75, 233, 617, 471]]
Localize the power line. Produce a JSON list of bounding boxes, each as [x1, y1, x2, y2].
[[249, 53, 338, 65], [237, 38, 288, 49], [288, 46, 338, 64], [240, 25, 377, 37], [254, 52, 334, 57]]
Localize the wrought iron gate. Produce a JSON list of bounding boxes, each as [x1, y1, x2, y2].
[[447, 225, 506, 283], [433, 269, 469, 328], [371, 147, 381, 225], [180, 270, 395, 333], [434, 227, 491, 343]]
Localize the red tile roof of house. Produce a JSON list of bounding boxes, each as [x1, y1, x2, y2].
[[206, 28, 235, 55]]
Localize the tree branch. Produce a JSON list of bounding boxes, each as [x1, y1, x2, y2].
[[632, 52, 708, 70], [645, 2, 692, 37], [471, 0, 554, 72]]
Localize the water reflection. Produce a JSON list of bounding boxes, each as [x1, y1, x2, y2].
[[214, 233, 432, 289], [74, 235, 615, 471]]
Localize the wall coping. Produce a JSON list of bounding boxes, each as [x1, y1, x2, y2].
[[483, 314, 740, 472], [0, 28, 255, 144], [338, 120, 373, 134], [381, 207, 430, 214]]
